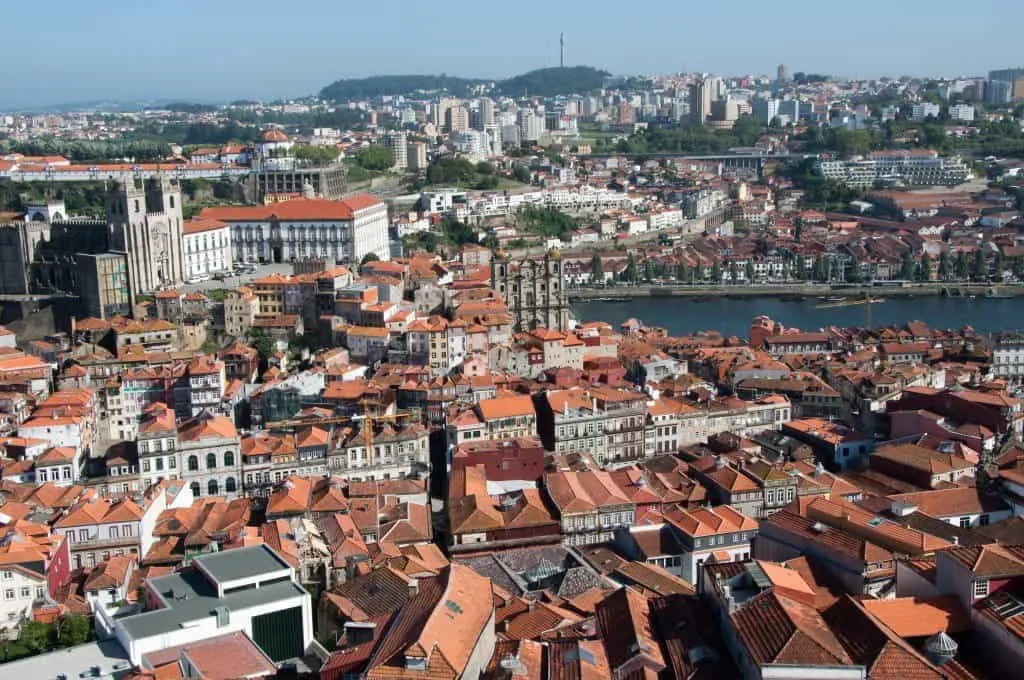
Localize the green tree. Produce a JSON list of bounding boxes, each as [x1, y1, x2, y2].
[[591, 253, 603, 282], [938, 250, 952, 280], [475, 161, 494, 175], [356, 146, 395, 171], [710, 261, 723, 284], [901, 250, 916, 281], [247, 329, 275, 359], [745, 261, 756, 283], [813, 256, 829, 283], [512, 165, 531, 183], [793, 257, 807, 281], [676, 261, 689, 283], [623, 253, 638, 282], [292, 145, 339, 165], [360, 252, 380, 267], [17, 621, 51, 655], [972, 249, 988, 281], [56, 615, 91, 647], [956, 251, 970, 280], [919, 253, 933, 282], [644, 260, 655, 283], [729, 261, 740, 284]]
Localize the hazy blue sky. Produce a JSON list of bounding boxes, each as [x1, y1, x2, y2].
[[3, 0, 1020, 108]]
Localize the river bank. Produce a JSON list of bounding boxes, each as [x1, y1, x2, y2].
[[567, 283, 1023, 301]]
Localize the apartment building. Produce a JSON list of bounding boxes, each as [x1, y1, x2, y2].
[[406, 315, 467, 375], [536, 386, 647, 464], [544, 469, 636, 546], [177, 411, 242, 498], [815, 150, 971, 188], [446, 394, 537, 447]]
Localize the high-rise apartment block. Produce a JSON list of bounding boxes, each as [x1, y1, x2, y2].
[[384, 131, 409, 170]]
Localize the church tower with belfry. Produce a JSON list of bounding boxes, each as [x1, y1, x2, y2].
[[491, 248, 570, 332], [106, 177, 184, 305]]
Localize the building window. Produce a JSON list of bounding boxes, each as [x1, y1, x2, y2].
[[0, 571, 10, 580], [208, 479, 219, 496], [225, 477, 237, 493], [206, 453, 217, 469], [224, 451, 235, 467], [191, 482, 201, 497], [188, 455, 199, 471], [974, 579, 989, 599], [169, 456, 176, 469], [4, 589, 13, 600], [35, 586, 44, 599], [980, 514, 990, 526]]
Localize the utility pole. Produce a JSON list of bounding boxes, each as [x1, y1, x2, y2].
[[560, 33, 565, 68]]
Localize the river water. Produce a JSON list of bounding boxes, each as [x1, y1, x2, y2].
[[572, 296, 1024, 339]]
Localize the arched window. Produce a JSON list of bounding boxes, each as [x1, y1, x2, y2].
[[187, 455, 198, 471], [208, 479, 219, 496], [225, 477, 237, 493], [190, 482, 201, 497], [206, 453, 217, 469], [224, 451, 235, 467]]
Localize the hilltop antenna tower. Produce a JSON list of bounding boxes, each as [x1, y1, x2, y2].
[[560, 33, 565, 68]]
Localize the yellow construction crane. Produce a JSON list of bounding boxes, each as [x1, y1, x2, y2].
[[271, 400, 416, 460]]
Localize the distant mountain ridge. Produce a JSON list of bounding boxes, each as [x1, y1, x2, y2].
[[319, 66, 610, 101]]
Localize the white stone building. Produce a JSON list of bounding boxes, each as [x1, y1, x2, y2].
[[182, 217, 232, 280], [176, 411, 242, 498], [202, 195, 389, 266]]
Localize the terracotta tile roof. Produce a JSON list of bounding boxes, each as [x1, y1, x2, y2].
[[176, 411, 238, 441], [84, 554, 134, 591], [662, 504, 757, 539], [200, 195, 382, 222], [504, 601, 582, 641], [732, 589, 853, 668], [365, 564, 493, 679], [478, 395, 536, 421], [886, 487, 1007, 519], [823, 596, 946, 679], [182, 217, 228, 235], [860, 595, 970, 638], [595, 587, 665, 675], [940, 544, 1024, 577]]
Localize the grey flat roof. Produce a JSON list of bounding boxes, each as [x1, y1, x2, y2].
[[0, 640, 131, 680], [194, 544, 291, 583], [117, 567, 306, 639]]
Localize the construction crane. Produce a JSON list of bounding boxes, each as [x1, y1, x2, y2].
[[271, 399, 417, 461], [814, 292, 884, 328]]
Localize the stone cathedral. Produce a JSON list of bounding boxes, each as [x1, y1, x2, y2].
[[491, 249, 570, 332], [106, 178, 185, 303]]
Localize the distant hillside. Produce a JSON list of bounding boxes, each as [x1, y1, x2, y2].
[[495, 66, 610, 97], [319, 66, 611, 101], [319, 75, 485, 101]]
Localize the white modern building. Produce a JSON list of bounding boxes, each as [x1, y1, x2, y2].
[[911, 102, 941, 121], [182, 218, 232, 280], [815, 151, 971, 188], [949, 104, 976, 122], [201, 195, 390, 266], [97, 545, 313, 665]]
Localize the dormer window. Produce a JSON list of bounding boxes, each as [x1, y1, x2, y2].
[[405, 655, 427, 671]]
